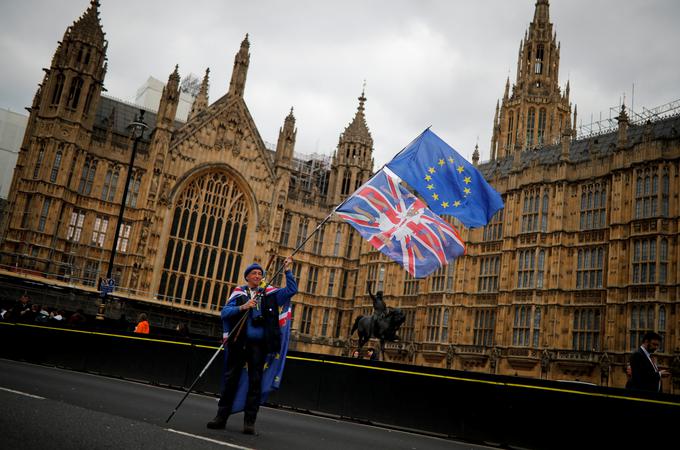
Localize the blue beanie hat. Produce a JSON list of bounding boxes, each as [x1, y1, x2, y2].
[[244, 263, 264, 280]]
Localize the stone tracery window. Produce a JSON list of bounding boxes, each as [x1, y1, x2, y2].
[[158, 171, 249, 311]]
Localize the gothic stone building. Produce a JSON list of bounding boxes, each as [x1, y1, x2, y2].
[[2, 1, 679, 392]]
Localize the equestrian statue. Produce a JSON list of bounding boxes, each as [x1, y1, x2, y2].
[[351, 282, 406, 359]]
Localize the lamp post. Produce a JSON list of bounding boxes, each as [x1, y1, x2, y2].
[[96, 110, 149, 320]]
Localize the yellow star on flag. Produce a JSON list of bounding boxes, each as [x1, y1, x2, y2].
[[275, 353, 281, 359], [427, 184, 434, 190], [424, 175, 432, 181], [464, 187, 471, 195], [457, 165, 464, 173], [432, 193, 439, 200], [448, 157, 454, 163], [428, 167, 436, 174], [464, 176, 472, 184], [264, 362, 270, 370], [441, 201, 449, 208], [438, 158, 445, 166], [454, 200, 461, 207]]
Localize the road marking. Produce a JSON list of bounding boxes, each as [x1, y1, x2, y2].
[[0, 386, 45, 399], [165, 429, 255, 449]]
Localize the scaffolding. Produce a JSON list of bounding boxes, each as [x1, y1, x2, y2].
[[290, 151, 332, 197], [576, 98, 680, 139]]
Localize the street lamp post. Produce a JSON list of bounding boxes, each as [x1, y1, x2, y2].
[[96, 110, 149, 320]]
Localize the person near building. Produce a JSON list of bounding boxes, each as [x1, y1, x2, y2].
[[134, 313, 150, 334], [626, 331, 670, 392], [207, 257, 297, 435]]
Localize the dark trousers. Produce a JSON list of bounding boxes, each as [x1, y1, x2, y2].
[[217, 339, 267, 424]]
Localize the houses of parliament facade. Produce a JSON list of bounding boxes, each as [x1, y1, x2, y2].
[[2, 0, 678, 392]]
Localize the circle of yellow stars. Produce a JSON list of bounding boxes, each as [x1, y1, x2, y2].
[[423, 156, 472, 209]]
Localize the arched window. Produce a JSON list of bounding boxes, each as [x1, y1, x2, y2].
[[537, 250, 545, 288], [34, 142, 46, 179], [333, 227, 342, 256], [67, 77, 84, 109], [526, 108, 536, 147], [662, 170, 669, 216], [51, 73, 65, 105], [83, 84, 96, 115], [535, 45, 544, 74], [50, 150, 62, 183], [78, 158, 97, 195], [506, 111, 514, 149], [541, 192, 549, 232], [280, 213, 292, 246], [341, 171, 351, 196], [158, 172, 249, 310], [659, 306, 666, 352], [660, 238, 668, 283], [537, 108, 546, 145]]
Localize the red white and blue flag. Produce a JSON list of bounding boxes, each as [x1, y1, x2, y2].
[[335, 168, 465, 278], [229, 301, 292, 413]]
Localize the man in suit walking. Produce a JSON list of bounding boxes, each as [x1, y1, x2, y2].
[[626, 331, 670, 392]]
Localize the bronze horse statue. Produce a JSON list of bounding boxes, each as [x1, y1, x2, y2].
[[351, 285, 406, 358]]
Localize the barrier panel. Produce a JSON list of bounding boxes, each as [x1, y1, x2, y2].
[[1, 322, 678, 448]]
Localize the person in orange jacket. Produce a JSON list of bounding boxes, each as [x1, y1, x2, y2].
[[134, 313, 150, 334]]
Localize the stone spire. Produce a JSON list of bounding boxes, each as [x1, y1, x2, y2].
[[228, 34, 250, 98], [340, 88, 372, 146], [617, 104, 629, 148], [39, 0, 107, 127], [533, 0, 550, 25], [492, 0, 571, 157], [328, 87, 374, 205], [472, 144, 480, 167], [67, 0, 105, 44], [189, 68, 210, 120], [275, 107, 297, 170], [572, 104, 578, 137], [157, 65, 180, 128]]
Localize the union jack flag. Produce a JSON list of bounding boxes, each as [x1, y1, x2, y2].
[[336, 169, 465, 278]]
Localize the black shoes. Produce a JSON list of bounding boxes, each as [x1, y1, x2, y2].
[[243, 422, 256, 435], [207, 414, 256, 435], [206, 415, 227, 429]]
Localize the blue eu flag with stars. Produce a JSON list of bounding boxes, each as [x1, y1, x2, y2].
[[386, 129, 504, 228]]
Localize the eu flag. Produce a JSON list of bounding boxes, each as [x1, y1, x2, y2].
[[335, 169, 465, 278], [229, 304, 293, 413], [386, 129, 504, 228]]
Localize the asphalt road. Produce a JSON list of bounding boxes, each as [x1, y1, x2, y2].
[[0, 358, 492, 450]]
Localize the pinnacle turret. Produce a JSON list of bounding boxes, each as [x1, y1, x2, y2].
[[189, 68, 210, 120], [67, 0, 105, 44], [228, 34, 250, 98]]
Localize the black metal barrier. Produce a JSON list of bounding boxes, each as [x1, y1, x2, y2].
[[1, 322, 678, 449]]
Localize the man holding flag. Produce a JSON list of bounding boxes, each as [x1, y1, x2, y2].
[[207, 257, 297, 435]]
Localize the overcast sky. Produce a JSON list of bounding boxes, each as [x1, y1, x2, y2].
[[1, 0, 679, 166]]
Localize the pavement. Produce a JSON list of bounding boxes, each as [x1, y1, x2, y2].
[[0, 358, 494, 450]]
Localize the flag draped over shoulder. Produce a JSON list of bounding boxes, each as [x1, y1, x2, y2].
[[335, 169, 465, 278], [229, 303, 293, 413], [386, 129, 504, 228]]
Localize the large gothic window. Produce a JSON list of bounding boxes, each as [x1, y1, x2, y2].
[[157, 172, 249, 311]]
